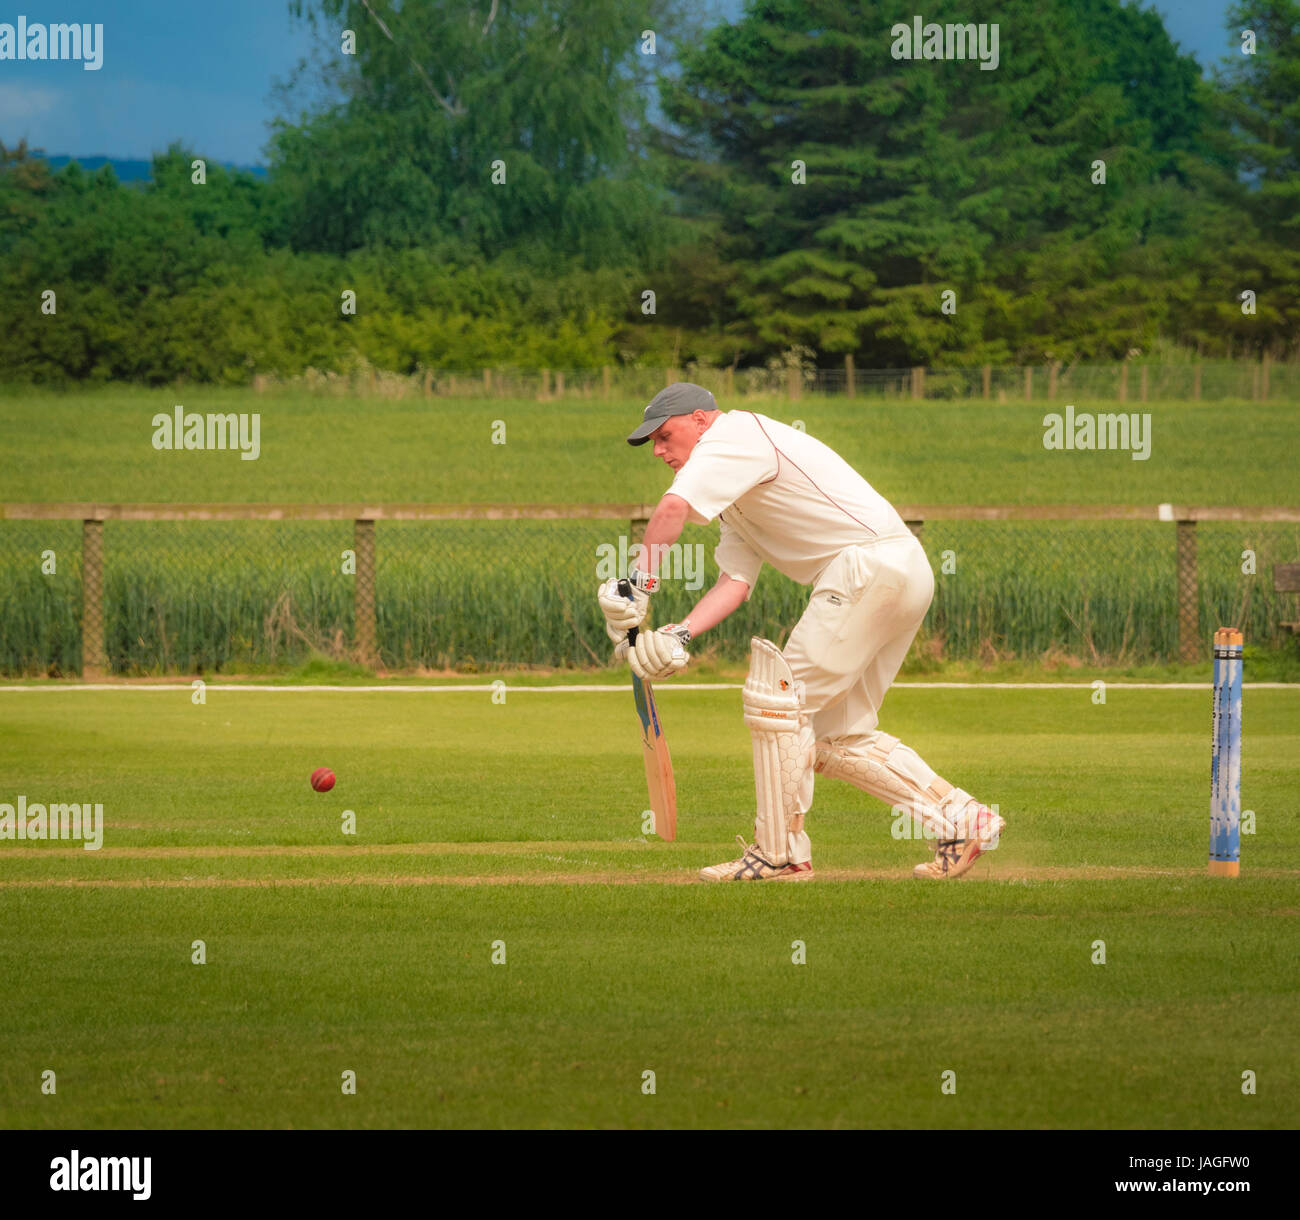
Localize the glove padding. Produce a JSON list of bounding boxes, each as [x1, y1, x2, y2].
[[598, 577, 649, 644], [627, 626, 690, 681]]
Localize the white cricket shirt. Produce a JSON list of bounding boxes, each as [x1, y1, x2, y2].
[[666, 410, 911, 590]]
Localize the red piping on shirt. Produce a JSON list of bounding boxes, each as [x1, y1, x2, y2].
[[744, 412, 879, 538]]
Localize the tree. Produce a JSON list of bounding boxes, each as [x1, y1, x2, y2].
[[659, 0, 1228, 365], [1213, 0, 1300, 235], [269, 0, 691, 265]]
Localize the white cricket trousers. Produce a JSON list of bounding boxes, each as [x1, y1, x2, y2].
[[782, 533, 935, 812]]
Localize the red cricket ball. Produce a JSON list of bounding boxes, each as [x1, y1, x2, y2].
[[310, 767, 335, 793]]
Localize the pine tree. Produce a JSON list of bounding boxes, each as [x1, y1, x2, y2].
[[660, 0, 1225, 364]]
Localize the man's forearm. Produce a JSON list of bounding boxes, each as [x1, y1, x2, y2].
[[635, 495, 748, 636], [637, 494, 690, 582], [683, 574, 750, 636]]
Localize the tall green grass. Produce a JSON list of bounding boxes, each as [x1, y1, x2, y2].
[[2, 519, 1297, 674], [0, 521, 81, 674]]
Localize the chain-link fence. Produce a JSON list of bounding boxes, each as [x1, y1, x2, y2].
[[2, 509, 1297, 676], [255, 359, 1300, 404]]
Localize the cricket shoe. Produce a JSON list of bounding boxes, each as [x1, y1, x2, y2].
[[699, 836, 814, 882], [913, 805, 1005, 880]]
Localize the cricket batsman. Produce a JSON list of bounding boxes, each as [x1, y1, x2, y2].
[[597, 382, 1004, 881]]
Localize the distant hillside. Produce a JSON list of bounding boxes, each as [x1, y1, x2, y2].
[[34, 154, 268, 183]]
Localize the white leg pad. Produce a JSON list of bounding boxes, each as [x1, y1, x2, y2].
[[814, 732, 974, 841], [743, 638, 812, 866]]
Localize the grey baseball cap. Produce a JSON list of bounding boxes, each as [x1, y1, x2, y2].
[[626, 382, 719, 446]]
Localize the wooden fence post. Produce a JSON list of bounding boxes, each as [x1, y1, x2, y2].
[[845, 354, 855, 397], [81, 518, 105, 678], [483, 368, 492, 394], [911, 367, 925, 400], [354, 519, 377, 669], [1176, 519, 1199, 663], [1193, 364, 1202, 401], [1140, 365, 1149, 403], [1261, 354, 1270, 401], [788, 365, 801, 400], [555, 370, 565, 399], [630, 515, 649, 572], [982, 364, 991, 400]]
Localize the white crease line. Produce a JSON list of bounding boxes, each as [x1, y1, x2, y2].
[[1, 683, 1297, 692]]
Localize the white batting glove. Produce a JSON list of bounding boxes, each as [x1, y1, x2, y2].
[[598, 576, 649, 643], [629, 624, 691, 681]]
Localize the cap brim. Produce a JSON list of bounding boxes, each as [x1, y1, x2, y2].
[[626, 419, 662, 446]]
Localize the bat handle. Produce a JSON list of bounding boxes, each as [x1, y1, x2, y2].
[[617, 578, 639, 645]]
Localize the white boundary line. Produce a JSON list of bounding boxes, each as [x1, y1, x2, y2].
[[1, 682, 1298, 692]]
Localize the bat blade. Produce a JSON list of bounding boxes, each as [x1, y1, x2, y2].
[[618, 577, 677, 840], [632, 672, 677, 840]]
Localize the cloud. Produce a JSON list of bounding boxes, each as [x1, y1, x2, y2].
[[0, 83, 60, 120]]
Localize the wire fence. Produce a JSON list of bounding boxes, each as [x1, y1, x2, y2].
[[252, 358, 1300, 403], [2, 507, 1298, 676]]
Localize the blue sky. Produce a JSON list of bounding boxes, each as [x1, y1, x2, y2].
[[0, 1, 1243, 166], [0, 0, 318, 165]]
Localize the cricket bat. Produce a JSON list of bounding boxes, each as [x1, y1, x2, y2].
[[618, 579, 677, 841]]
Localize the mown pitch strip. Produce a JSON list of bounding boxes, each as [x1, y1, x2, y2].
[[4, 838, 1300, 889]]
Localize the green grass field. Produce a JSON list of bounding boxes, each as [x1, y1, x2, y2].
[[4, 386, 1299, 506], [2, 686, 1296, 1128]]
